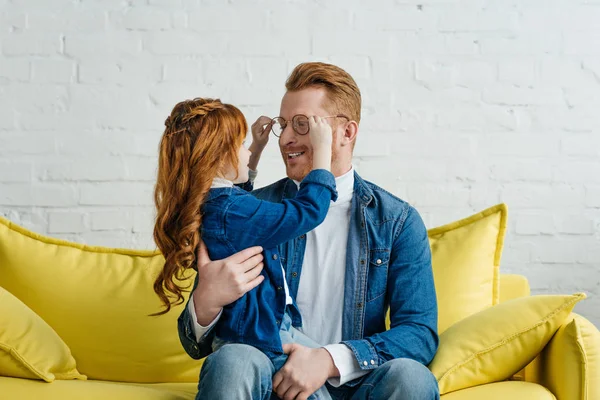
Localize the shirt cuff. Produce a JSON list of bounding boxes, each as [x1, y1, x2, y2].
[[187, 293, 222, 343], [248, 168, 258, 183], [323, 344, 370, 387]]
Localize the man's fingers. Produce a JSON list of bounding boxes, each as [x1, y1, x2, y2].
[[282, 343, 294, 355], [227, 246, 263, 264], [196, 240, 211, 269], [240, 252, 264, 272], [241, 274, 264, 293], [272, 370, 284, 392], [244, 261, 264, 280]]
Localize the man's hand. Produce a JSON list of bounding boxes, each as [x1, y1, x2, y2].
[[272, 344, 339, 400], [192, 241, 265, 326]]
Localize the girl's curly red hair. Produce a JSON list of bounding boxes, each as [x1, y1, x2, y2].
[[152, 97, 247, 315]]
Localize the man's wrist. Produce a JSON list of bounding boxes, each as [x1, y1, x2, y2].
[[192, 289, 222, 326], [320, 347, 340, 378]]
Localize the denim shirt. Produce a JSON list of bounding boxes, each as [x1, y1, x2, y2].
[[178, 171, 438, 371], [188, 169, 337, 355]]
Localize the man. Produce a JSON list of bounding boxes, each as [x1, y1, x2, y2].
[[178, 62, 439, 399]]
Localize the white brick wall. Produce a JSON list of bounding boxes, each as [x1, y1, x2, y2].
[[0, 0, 599, 326]]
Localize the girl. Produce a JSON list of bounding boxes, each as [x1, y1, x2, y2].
[[152, 98, 337, 389]]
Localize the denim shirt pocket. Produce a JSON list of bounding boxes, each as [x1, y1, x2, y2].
[[366, 249, 390, 303]]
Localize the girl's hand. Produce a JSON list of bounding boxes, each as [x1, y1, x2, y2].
[[308, 116, 333, 172]]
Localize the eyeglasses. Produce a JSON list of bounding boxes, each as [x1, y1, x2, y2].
[[267, 114, 349, 138]]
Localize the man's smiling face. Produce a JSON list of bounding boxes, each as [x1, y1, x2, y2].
[[278, 87, 342, 181]]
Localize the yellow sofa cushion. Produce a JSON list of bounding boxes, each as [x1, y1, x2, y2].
[[0, 286, 86, 382], [0, 216, 200, 383], [0, 377, 197, 400], [429, 204, 507, 333], [440, 381, 556, 400], [429, 293, 585, 394]]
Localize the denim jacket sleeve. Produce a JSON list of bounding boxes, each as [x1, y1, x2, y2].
[[224, 169, 337, 250], [342, 206, 439, 369], [177, 275, 215, 360]]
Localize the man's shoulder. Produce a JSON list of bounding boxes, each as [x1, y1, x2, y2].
[[361, 178, 410, 209], [251, 177, 290, 201]]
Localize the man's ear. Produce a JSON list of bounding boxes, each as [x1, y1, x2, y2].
[[340, 120, 358, 147]]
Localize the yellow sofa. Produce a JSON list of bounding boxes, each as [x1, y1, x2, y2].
[[0, 207, 598, 399]]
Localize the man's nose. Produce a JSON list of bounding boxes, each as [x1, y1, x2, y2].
[[280, 124, 297, 147]]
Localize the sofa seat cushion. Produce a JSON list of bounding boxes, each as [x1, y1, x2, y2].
[[440, 381, 556, 399], [0, 377, 197, 400]]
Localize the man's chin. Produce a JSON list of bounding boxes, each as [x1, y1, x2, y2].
[[286, 164, 311, 182]]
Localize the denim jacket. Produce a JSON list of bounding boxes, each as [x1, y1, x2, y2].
[[186, 169, 337, 355], [178, 171, 438, 371]]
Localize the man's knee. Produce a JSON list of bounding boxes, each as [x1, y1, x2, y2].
[[198, 344, 274, 399], [372, 358, 439, 399]]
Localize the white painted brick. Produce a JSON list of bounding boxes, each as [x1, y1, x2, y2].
[[438, 10, 518, 32], [490, 160, 553, 183], [0, 161, 32, 182], [55, 131, 135, 156], [0, 109, 16, 129], [564, 32, 600, 55], [2, 33, 61, 56], [313, 31, 387, 57], [188, 7, 265, 31], [483, 86, 564, 106], [0, 132, 56, 155], [0, 183, 78, 206], [110, 8, 171, 30], [91, 210, 133, 231], [38, 158, 127, 182], [560, 215, 595, 235], [498, 60, 536, 87], [478, 134, 560, 157], [0, 59, 30, 82], [414, 60, 456, 89], [1, 11, 26, 32], [408, 184, 471, 207], [515, 213, 556, 235], [162, 60, 202, 83], [501, 184, 585, 208], [435, 106, 517, 132], [80, 182, 154, 206], [143, 32, 225, 55], [586, 185, 600, 207], [48, 212, 87, 233], [78, 59, 162, 85], [354, 7, 438, 31], [133, 208, 155, 233], [31, 60, 76, 84], [27, 10, 106, 32], [80, 231, 138, 248], [124, 157, 158, 181], [553, 162, 600, 184], [454, 61, 496, 87], [539, 58, 595, 88], [65, 33, 142, 59], [246, 57, 288, 86], [203, 57, 248, 85], [479, 32, 562, 56], [271, 8, 351, 31]]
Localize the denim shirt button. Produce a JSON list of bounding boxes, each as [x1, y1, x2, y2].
[[362, 361, 368, 366], [292, 272, 298, 278], [376, 259, 382, 265], [277, 286, 283, 291], [300, 234, 306, 239], [272, 254, 278, 260], [370, 360, 375, 365]]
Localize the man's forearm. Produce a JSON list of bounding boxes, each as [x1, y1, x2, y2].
[[192, 288, 223, 327]]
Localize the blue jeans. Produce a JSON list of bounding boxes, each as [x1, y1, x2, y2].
[[197, 313, 439, 400]]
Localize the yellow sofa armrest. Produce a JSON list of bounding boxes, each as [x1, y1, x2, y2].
[[524, 313, 600, 400]]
